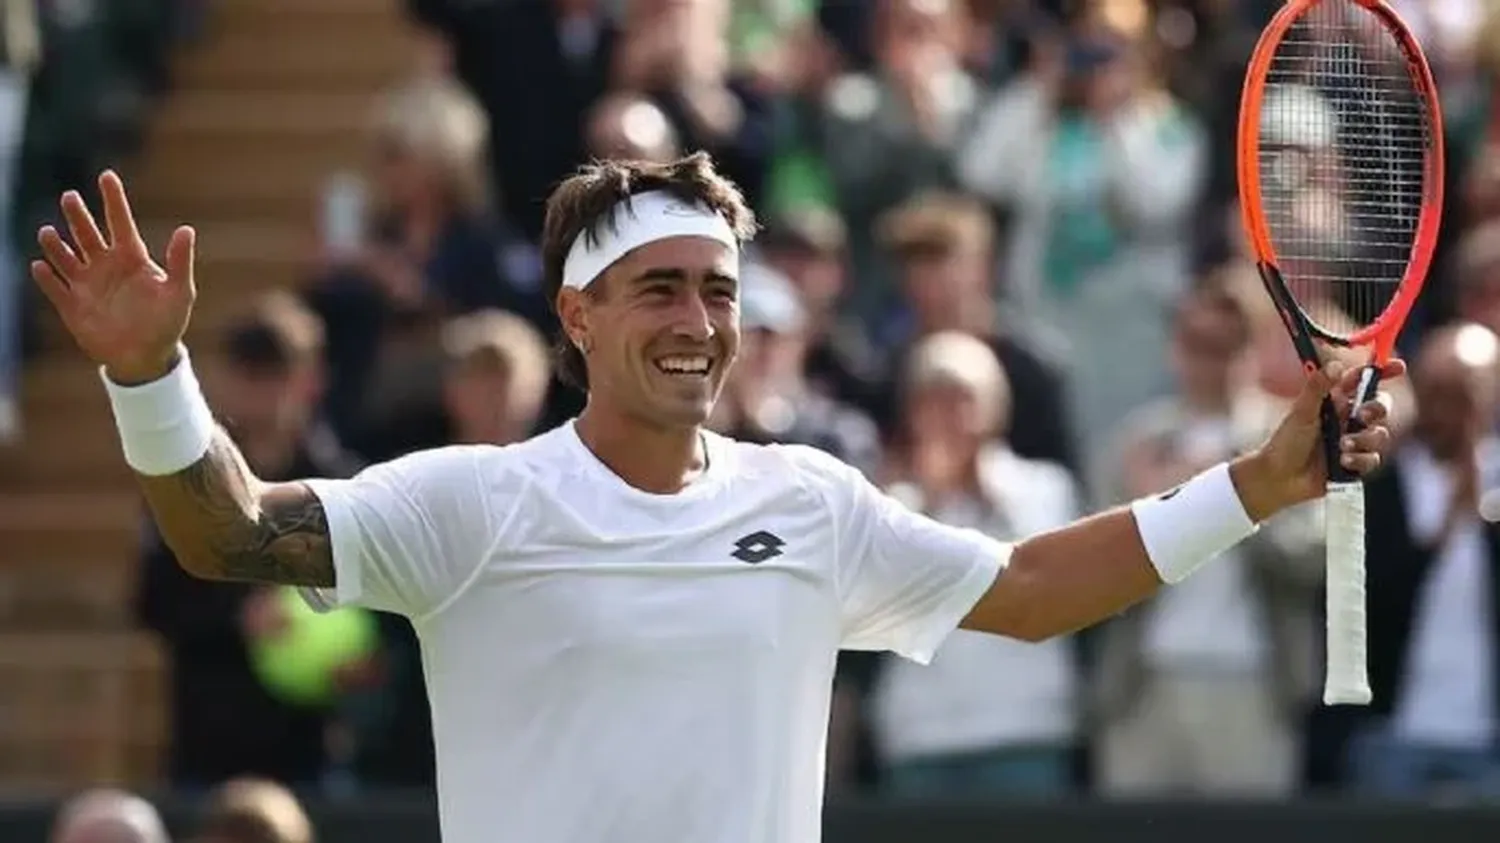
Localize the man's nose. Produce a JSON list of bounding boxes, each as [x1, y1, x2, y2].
[[670, 293, 715, 343]]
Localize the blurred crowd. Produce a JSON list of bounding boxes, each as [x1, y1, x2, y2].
[[3, 0, 202, 440], [48, 779, 313, 843], [16, 0, 1500, 819]]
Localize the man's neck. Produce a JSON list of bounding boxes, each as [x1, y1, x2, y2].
[[575, 402, 708, 494]]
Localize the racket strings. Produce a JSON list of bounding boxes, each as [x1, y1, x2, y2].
[[1257, 0, 1430, 335]]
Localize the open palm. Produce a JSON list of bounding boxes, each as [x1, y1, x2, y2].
[[30, 170, 197, 384]]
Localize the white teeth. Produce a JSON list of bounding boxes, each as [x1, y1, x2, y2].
[[656, 356, 711, 375]]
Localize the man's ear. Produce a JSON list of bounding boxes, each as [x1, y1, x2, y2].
[[557, 286, 592, 354]]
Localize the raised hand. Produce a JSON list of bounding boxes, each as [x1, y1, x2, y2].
[[31, 170, 197, 385]]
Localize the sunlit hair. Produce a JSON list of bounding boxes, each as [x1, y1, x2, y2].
[[903, 329, 1012, 436], [370, 76, 490, 214], [197, 777, 314, 843], [442, 308, 553, 422], [51, 789, 168, 843]]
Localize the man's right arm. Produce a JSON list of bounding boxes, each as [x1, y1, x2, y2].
[[136, 426, 334, 588]]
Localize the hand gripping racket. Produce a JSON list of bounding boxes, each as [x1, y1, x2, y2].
[[1237, 0, 1442, 706]]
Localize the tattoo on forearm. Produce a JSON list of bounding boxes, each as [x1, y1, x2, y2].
[[139, 428, 335, 587]]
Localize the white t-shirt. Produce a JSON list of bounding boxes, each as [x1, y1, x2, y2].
[[302, 421, 1006, 843]]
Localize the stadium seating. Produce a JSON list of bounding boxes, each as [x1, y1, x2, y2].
[[1, 0, 420, 790]]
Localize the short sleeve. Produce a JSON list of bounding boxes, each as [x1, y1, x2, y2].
[[300, 445, 503, 620], [792, 447, 1010, 664]]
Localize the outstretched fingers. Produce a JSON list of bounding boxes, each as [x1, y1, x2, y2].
[[37, 225, 84, 280], [163, 225, 197, 295], [98, 170, 143, 249], [29, 259, 71, 312], [60, 190, 107, 260]]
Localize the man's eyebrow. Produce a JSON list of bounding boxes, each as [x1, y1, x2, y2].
[[629, 268, 690, 285]]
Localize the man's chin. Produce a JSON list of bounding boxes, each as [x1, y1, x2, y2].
[[647, 391, 721, 430]]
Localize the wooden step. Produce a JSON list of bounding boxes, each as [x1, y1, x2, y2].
[[211, 0, 414, 25], [152, 90, 379, 142], [176, 28, 415, 90], [0, 631, 167, 789], [132, 149, 339, 227], [0, 493, 142, 628], [1, 404, 135, 491]]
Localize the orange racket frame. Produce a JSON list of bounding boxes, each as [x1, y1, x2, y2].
[[1237, 0, 1443, 372], [1235, 0, 1444, 708]]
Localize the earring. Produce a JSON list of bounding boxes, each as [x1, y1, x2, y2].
[[576, 335, 592, 355]]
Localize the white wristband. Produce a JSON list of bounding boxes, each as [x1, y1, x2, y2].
[[1129, 462, 1259, 584], [99, 346, 216, 476]]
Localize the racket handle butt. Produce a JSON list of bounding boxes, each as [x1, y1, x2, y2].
[[1322, 682, 1373, 707]]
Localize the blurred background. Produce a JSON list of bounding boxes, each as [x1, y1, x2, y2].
[[5, 0, 1500, 841]]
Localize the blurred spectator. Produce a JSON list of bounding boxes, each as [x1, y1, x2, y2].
[[50, 789, 169, 843], [958, 0, 1053, 88], [755, 206, 886, 414], [1348, 323, 1500, 798], [813, 0, 981, 320], [441, 309, 553, 446], [191, 778, 313, 843], [586, 92, 680, 162], [1454, 221, 1500, 341], [1456, 9, 1500, 225], [1092, 280, 1322, 798], [303, 76, 544, 446], [612, 0, 774, 207], [957, 11, 1205, 478], [877, 192, 1081, 483], [136, 293, 363, 790], [872, 330, 1083, 798], [353, 307, 552, 462], [1151, 0, 1265, 211], [405, 0, 617, 240], [708, 261, 881, 476], [0, 0, 37, 442]]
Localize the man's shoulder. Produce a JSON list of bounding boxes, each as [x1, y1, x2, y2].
[[367, 426, 575, 486]]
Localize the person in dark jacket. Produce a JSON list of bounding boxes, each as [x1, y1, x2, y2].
[[135, 292, 363, 788]]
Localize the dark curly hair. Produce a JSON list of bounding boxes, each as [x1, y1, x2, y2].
[[539, 152, 758, 390]]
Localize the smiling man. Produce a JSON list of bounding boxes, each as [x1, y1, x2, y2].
[[34, 154, 1400, 843]]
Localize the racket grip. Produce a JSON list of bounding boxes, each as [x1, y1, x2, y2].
[[1323, 481, 1372, 706]]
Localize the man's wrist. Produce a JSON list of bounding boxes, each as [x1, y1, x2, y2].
[[103, 345, 185, 387], [1228, 450, 1298, 524], [100, 344, 215, 476], [1131, 462, 1260, 584]]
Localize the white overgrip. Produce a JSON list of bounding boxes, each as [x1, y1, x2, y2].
[[1323, 480, 1372, 705]]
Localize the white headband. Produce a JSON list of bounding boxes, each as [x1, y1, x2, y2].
[[561, 190, 739, 290]]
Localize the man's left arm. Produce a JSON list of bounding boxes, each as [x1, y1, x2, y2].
[[962, 355, 1398, 641], [961, 453, 1283, 641]]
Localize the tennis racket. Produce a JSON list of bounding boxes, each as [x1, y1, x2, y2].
[[1237, 0, 1442, 706]]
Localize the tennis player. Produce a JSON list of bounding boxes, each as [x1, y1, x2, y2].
[[34, 156, 1399, 843]]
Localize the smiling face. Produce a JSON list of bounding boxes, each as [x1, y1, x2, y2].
[[557, 235, 741, 430]]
